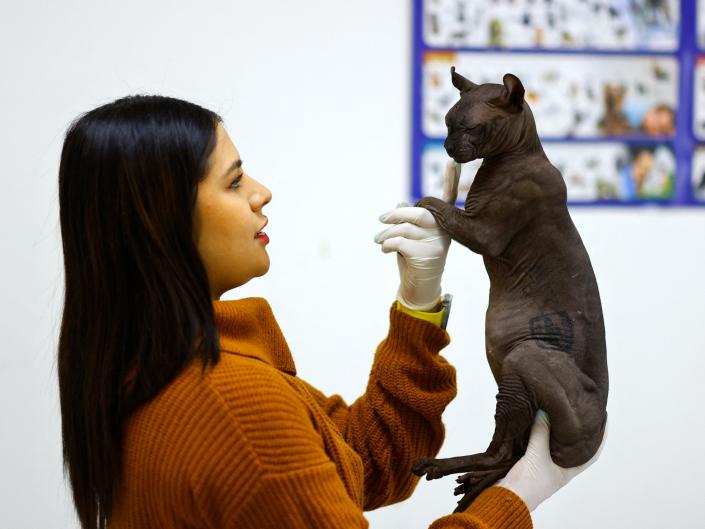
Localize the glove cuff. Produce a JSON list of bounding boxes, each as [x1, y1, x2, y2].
[[396, 285, 443, 312]]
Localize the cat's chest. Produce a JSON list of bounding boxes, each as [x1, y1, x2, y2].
[[465, 170, 514, 214]]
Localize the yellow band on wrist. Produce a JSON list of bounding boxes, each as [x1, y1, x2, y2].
[[396, 300, 446, 328]]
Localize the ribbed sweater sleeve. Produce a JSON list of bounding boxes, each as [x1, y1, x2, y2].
[[430, 487, 532, 529], [299, 303, 458, 510]]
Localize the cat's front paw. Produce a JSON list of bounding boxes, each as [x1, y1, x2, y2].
[[415, 196, 442, 210]]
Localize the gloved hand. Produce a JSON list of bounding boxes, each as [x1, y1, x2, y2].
[[496, 410, 608, 512], [374, 160, 461, 311]]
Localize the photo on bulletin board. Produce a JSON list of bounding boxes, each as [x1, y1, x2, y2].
[[423, 0, 679, 51], [422, 52, 678, 140], [412, 0, 702, 206], [422, 141, 675, 203]]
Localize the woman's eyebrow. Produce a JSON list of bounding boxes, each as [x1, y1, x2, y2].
[[222, 159, 243, 179]]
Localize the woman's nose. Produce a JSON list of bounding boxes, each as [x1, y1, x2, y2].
[[250, 179, 272, 210], [261, 184, 272, 206]]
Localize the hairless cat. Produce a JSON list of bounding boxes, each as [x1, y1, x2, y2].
[[412, 68, 608, 512]]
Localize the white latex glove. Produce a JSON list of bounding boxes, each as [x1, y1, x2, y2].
[[496, 410, 608, 512], [374, 160, 460, 311]]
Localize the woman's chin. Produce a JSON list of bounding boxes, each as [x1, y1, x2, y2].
[[261, 260, 271, 276], [256, 256, 271, 277]]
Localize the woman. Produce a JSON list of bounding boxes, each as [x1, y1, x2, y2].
[[58, 95, 602, 529]]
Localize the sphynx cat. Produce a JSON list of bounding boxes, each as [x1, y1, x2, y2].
[[412, 68, 608, 512]]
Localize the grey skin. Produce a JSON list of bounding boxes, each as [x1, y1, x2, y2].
[[412, 68, 608, 513]]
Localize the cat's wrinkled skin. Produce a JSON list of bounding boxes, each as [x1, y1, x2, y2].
[[412, 68, 608, 513]]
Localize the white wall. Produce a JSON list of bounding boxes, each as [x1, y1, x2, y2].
[[1, 1, 704, 527]]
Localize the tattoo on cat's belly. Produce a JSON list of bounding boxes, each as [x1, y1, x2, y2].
[[529, 311, 575, 353]]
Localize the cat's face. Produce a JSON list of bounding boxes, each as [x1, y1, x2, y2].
[[444, 68, 526, 163]]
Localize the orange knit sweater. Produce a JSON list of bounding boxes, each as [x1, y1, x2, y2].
[[110, 298, 532, 528]]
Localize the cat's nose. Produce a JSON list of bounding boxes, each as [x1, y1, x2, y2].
[[443, 138, 455, 156]]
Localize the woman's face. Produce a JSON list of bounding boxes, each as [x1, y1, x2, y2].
[[193, 123, 272, 299]]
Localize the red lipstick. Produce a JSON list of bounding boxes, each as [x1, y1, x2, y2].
[[255, 218, 269, 244]]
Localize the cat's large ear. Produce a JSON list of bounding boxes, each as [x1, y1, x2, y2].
[[451, 66, 477, 93], [488, 73, 525, 112]]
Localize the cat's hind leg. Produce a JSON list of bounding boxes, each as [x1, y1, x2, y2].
[[514, 344, 607, 468], [412, 361, 538, 508], [414, 341, 606, 511]]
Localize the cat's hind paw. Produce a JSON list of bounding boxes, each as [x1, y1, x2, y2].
[[412, 457, 448, 480]]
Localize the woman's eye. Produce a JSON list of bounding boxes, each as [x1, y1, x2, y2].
[[230, 175, 243, 189]]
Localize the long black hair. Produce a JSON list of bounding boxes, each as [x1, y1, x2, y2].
[[58, 95, 223, 529]]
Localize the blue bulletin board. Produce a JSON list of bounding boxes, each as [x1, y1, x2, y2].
[[411, 0, 705, 206]]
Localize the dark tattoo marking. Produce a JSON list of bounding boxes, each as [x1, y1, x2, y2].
[[529, 311, 574, 352]]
